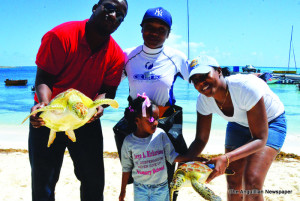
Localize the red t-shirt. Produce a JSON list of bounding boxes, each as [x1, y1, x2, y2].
[[34, 19, 125, 101]]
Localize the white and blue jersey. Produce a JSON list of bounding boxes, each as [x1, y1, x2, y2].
[[124, 44, 189, 106]]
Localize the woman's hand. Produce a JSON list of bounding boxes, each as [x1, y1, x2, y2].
[[204, 154, 228, 183], [30, 102, 47, 128]]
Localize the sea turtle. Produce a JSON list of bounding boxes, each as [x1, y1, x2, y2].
[[22, 88, 119, 147], [170, 161, 234, 201]]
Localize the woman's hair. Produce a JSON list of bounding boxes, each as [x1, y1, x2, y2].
[[124, 96, 156, 131], [212, 66, 231, 77]]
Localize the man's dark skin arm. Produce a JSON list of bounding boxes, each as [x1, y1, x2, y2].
[[30, 68, 55, 128]]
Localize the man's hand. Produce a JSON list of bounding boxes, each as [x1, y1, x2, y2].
[[87, 105, 104, 123], [30, 102, 47, 128]]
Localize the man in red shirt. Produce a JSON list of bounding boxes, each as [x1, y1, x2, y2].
[[29, 0, 128, 200]]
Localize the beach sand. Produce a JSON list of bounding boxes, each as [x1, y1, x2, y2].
[[0, 150, 299, 201], [0, 124, 300, 200]]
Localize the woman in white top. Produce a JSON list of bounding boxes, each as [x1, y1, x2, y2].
[[188, 55, 286, 201]]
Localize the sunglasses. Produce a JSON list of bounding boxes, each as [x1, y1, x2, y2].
[[102, 3, 125, 23]]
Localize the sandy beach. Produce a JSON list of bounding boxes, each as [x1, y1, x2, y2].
[[0, 150, 299, 201], [0, 124, 300, 201]]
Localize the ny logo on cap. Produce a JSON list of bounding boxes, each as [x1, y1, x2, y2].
[[154, 9, 163, 16]]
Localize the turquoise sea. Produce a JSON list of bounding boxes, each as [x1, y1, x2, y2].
[[0, 66, 299, 138]]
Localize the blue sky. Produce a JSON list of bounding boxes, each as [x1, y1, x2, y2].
[[1, 0, 299, 67]]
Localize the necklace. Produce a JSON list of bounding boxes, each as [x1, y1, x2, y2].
[[219, 86, 228, 110]]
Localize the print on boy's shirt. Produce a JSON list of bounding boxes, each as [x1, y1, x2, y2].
[[134, 149, 163, 159], [134, 149, 165, 176], [136, 165, 165, 176]]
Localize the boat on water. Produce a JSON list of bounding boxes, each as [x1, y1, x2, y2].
[[4, 79, 28, 86], [258, 72, 280, 84], [242, 65, 257, 73], [272, 70, 297, 74], [284, 26, 298, 75], [267, 77, 280, 84], [270, 26, 298, 84]]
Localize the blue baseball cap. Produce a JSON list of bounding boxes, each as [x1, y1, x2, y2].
[[141, 7, 172, 28]]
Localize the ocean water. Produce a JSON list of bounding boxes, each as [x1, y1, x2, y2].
[[0, 66, 299, 137]]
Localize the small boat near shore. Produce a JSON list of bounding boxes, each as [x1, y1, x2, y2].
[[4, 79, 28, 86], [242, 65, 258, 73], [272, 70, 297, 74]]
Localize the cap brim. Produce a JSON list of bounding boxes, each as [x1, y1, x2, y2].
[[141, 17, 171, 28], [189, 65, 213, 80]]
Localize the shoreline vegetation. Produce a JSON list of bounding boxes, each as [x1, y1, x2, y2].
[[0, 66, 18, 68], [1, 148, 299, 161]]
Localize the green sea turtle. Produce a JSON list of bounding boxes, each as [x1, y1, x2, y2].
[[170, 161, 234, 201], [22, 88, 119, 147]]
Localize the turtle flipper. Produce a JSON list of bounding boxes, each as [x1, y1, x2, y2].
[[191, 178, 222, 201], [170, 170, 186, 201], [90, 99, 119, 109], [21, 105, 65, 124], [47, 130, 57, 147], [65, 130, 76, 142]]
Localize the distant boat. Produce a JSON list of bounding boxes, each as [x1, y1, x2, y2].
[[242, 65, 257, 73], [267, 77, 280, 84], [287, 25, 297, 74], [272, 70, 297, 74], [258, 72, 280, 84], [4, 79, 28, 86]]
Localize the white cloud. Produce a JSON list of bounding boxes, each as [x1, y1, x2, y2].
[[165, 33, 205, 57], [164, 33, 234, 63]]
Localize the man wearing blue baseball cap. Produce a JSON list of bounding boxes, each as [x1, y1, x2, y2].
[[116, 6, 190, 201], [140, 7, 172, 49]]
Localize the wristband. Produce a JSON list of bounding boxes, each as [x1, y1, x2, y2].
[[224, 154, 230, 168]]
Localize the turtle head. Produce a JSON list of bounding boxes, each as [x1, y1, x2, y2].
[[170, 169, 186, 201], [170, 169, 186, 190], [72, 102, 88, 119], [67, 94, 88, 119]]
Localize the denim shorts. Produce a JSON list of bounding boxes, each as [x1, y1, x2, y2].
[[225, 112, 287, 151], [133, 180, 169, 201]]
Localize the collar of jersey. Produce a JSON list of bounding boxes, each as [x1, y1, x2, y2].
[[142, 44, 164, 55]]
